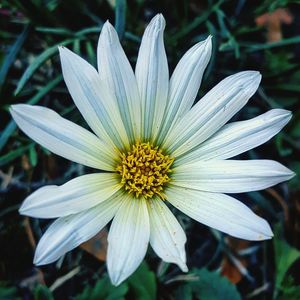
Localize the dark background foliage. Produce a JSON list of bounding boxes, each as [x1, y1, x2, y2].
[[1, 0, 300, 299]]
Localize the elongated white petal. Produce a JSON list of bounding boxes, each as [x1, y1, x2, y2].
[[163, 71, 261, 157], [97, 21, 141, 142], [167, 185, 273, 241], [173, 160, 294, 193], [177, 109, 292, 164], [148, 199, 187, 271], [157, 36, 212, 144], [135, 14, 169, 141], [59, 47, 129, 150], [20, 173, 122, 218], [10, 104, 116, 171], [107, 197, 150, 286], [34, 194, 122, 265]]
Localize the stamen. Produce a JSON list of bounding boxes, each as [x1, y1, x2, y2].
[[116, 142, 174, 199]]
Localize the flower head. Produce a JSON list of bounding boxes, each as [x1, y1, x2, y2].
[[11, 14, 294, 286]]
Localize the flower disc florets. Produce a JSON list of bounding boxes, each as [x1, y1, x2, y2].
[[117, 142, 174, 199]]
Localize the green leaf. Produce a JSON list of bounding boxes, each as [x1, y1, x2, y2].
[[29, 145, 38, 167], [176, 269, 241, 300], [0, 143, 33, 167], [115, 0, 127, 40], [242, 35, 300, 52], [128, 262, 157, 300], [289, 111, 300, 138], [36, 27, 73, 36], [75, 276, 128, 300], [171, 0, 224, 42], [14, 39, 72, 95], [86, 41, 96, 65], [278, 276, 300, 300], [275, 134, 293, 157], [0, 25, 29, 89], [34, 284, 54, 300], [0, 75, 62, 152], [175, 284, 193, 300], [0, 286, 21, 300], [0, 121, 17, 153], [274, 226, 300, 292], [248, 191, 277, 218]]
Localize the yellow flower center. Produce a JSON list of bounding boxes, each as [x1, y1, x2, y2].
[[116, 142, 174, 199]]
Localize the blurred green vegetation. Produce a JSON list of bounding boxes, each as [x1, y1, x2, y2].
[[1, 0, 300, 299]]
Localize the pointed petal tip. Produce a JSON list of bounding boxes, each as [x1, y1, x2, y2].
[[198, 35, 212, 50], [244, 70, 261, 81], [33, 254, 51, 266], [9, 103, 21, 113], [275, 162, 296, 179], [275, 108, 292, 119], [102, 20, 114, 30], [236, 70, 261, 93], [257, 219, 273, 241], [100, 21, 117, 44], [9, 104, 30, 119], [18, 203, 27, 215], [238, 219, 273, 241], [18, 199, 38, 217], [58, 46, 75, 60], [33, 251, 45, 266], [205, 35, 212, 49], [9, 105, 15, 114], [251, 70, 262, 83], [33, 257, 41, 266], [58, 45, 68, 55], [179, 262, 188, 272], [258, 233, 273, 241], [282, 110, 293, 123], [109, 272, 124, 287], [289, 171, 297, 180], [191, 35, 212, 55], [147, 13, 166, 33], [152, 13, 166, 23]]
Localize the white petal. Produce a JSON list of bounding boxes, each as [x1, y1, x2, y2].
[[20, 173, 122, 218], [167, 185, 273, 241], [10, 104, 116, 171], [34, 194, 121, 265], [157, 36, 212, 144], [107, 197, 150, 286], [97, 21, 141, 142], [59, 47, 129, 150], [163, 71, 261, 157], [177, 109, 292, 164], [135, 14, 169, 141], [173, 160, 295, 193], [148, 199, 187, 271]]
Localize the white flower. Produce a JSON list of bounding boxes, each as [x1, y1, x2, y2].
[[11, 14, 294, 286]]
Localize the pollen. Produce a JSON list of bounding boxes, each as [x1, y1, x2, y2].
[[116, 142, 174, 199]]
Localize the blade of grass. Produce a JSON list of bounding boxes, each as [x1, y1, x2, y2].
[[0, 122, 17, 154], [124, 32, 141, 43], [14, 39, 73, 95], [0, 25, 29, 89], [115, 0, 127, 40], [0, 75, 62, 152], [241, 35, 300, 52], [75, 27, 101, 36], [171, 0, 224, 42], [86, 41, 96, 65], [0, 143, 33, 167], [35, 27, 73, 36]]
